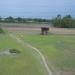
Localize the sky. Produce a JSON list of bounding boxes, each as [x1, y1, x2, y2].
[[0, 0, 75, 19]]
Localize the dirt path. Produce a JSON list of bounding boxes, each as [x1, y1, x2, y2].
[[10, 34, 54, 75]]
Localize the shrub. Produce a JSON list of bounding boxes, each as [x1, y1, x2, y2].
[[9, 49, 20, 54], [0, 28, 4, 33]]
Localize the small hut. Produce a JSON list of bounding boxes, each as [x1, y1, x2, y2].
[[41, 27, 49, 35]]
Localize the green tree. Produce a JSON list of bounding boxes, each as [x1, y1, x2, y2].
[[0, 16, 2, 22], [52, 14, 62, 27], [15, 17, 23, 23], [62, 15, 74, 28], [52, 14, 75, 28], [4, 16, 15, 23]]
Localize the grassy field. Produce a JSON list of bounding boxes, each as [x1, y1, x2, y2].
[[0, 25, 75, 75], [0, 34, 48, 75], [16, 33, 75, 75]]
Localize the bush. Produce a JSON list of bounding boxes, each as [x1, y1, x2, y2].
[[9, 49, 20, 54], [0, 28, 4, 33], [52, 15, 75, 28]]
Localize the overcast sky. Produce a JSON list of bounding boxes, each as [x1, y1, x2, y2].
[[0, 0, 75, 19]]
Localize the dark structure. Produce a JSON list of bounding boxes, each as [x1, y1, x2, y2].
[[41, 27, 49, 35]]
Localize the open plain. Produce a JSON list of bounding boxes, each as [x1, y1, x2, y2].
[[0, 23, 75, 75]]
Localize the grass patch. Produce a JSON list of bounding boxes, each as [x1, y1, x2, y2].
[[18, 33, 75, 74], [0, 34, 48, 75]]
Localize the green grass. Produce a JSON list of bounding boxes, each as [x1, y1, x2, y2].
[[0, 32, 75, 75], [17, 33, 75, 74], [0, 34, 48, 75]]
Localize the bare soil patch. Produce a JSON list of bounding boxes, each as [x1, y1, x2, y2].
[[50, 28, 75, 35], [6, 27, 75, 35], [59, 69, 75, 75], [1, 23, 75, 34]]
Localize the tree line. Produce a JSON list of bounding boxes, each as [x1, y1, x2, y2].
[[0, 16, 50, 23], [51, 15, 75, 28], [0, 15, 75, 28]]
